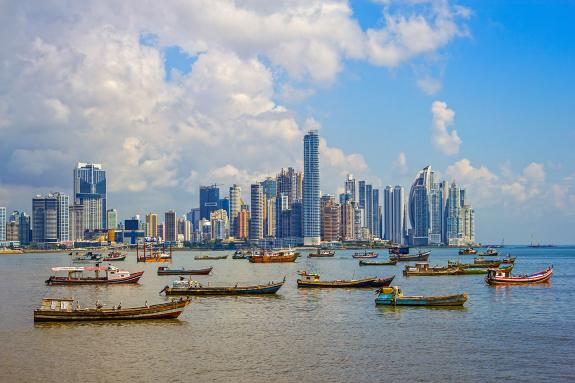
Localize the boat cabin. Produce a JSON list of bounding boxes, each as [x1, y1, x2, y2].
[[487, 268, 512, 279], [378, 286, 401, 297], [171, 278, 202, 288], [39, 298, 75, 312], [51, 265, 130, 280], [404, 262, 430, 272], [299, 272, 321, 282]]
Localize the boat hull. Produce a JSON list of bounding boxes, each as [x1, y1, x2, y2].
[[297, 277, 378, 288], [390, 252, 430, 262], [249, 254, 298, 263], [375, 293, 468, 306], [194, 255, 228, 260], [45, 271, 144, 285], [158, 267, 212, 276], [34, 300, 189, 322], [403, 268, 460, 276], [359, 260, 397, 266], [486, 268, 553, 285], [162, 282, 284, 295], [102, 255, 126, 261]]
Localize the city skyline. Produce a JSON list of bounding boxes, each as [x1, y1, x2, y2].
[[1, 1, 574, 244]]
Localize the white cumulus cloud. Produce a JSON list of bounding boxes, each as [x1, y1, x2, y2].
[[431, 100, 461, 155]]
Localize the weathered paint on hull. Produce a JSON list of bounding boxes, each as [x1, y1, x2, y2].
[[249, 255, 298, 263]]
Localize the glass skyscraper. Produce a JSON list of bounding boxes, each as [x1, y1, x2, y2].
[[74, 163, 106, 229], [32, 193, 69, 244], [303, 130, 320, 246], [409, 166, 433, 246], [0, 207, 6, 241], [200, 185, 220, 220]]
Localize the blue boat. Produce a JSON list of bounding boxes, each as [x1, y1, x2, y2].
[[375, 286, 468, 306]]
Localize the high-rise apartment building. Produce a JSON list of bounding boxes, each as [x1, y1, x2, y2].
[[210, 209, 229, 239], [250, 183, 263, 240], [237, 209, 250, 239], [69, 204, 84, 241], [384, 186, 393, 241], [409, 166, 434, 246], [74, 163, 106, 229], [229, 184, 241, 237], [345, 174, 356, 203], [164, 210, 177, 242], [32, 193, 69, 244], [200, 185, 220, 220], [16, 212, 31, 245], [303, 129, 320, 246], [0, 207, 6, 241], [106, 209, 118, 230], [340, 200, 355, 241], [261, 178, 277, 200], [146, 213, 158, 238], [320, 195, 340, 242], [392, 186, 405, 245]]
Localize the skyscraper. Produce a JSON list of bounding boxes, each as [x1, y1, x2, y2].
[[358, 181, 366, 210], [146, 213, 158, 238], [340, 199, 354, 241], [345, 174, 356, 203], [320, 195, 340, 242], [69, 204, 84, 241], [261, 178, 277, 200], [392, 186, 405, 245], [250, 183, 263, 240], [365, 184, 373, 237], [303, 129, 320, 246], [383, 186, 393, 241], [164, 210, 177, 242], [74, 163, 106, 229], [200, 185, 220, 220], [447, 182, 462, 245], [0, 207, 6, 241], [18, 212, 31, 246], [32, 193, 69, 244], [372, 188, 381, 239], [428, 184, 443, 245], [106, 209, 118, 230], [229, 184, 241, 237], [409, 166, 434, 246]]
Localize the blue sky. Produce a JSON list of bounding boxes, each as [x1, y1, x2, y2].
[[1, 0, 574, 243]]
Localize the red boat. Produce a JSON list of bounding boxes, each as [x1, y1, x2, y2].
[[45, 266, 144, 285], [485, 266, 553, 285]]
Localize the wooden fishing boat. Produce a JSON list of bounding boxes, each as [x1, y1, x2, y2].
[[389, 246, 410, 255], [485, 266, 553, 285], [296, 272, 393, 288], [194, 254, 228, 260], [474, 255, 515, 265], [71, 251, 103, 263], [477, 248, 498, 257], [33, 297, 190, 322], [359, 259, 397, 266], [389, 251, 430, 262], [102, 251, 127, 261], [249, 249, 298, 263], [450, 259, 501, 269], [455, 264, 513, 275], [157, 266, 213, 276], [403, 262, 460, 276], [232, 250, 251, 259], [375, 286, 468, 307], [352, 251, 378, 259], [45, 266, 144, 285], [160, 277, 285, 295], [458, 247, 477, 255], [308, 249, 335, 257]]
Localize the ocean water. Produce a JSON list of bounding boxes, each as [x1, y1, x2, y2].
[[0, 247, 573, 382]]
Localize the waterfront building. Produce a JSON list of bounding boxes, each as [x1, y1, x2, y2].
[[276, 168, 298, 203], [264, 196, 276, 238], [0, 207, 5, 241], [186, 208, 200, 233], [106, 209, 118, 230], [32, 193, 68, 244], [447, 182, 461, 245], [210, 209, 229, 239], [320, 195, 340, 242], [460, 205, 475, 244], [295, 171, 304, 201], [237, 209, 250, 239], [290, 201, 303, 239], [358, 180, 366, 211], [250, 183, 263, 240], [365, 184, 373, 238], [428, 184, 443, 245], [409, 166, 434, 246], [275, 193, 290, 238], [219, 197, 230, 221], [69, 204, 84, 241], [383, 186, 393, 241], [73, 163, 106, 229], [345, 174, 356, 203], [157, 223, 165, 241], [229, 184, 241, 237], [372, 188, 381, 239], [16, 212, 31, 246], [145, 213, 158, 238], [6, 220, 18, 242], [392, 186, 405, 245], [200, 185, 220, 220], [178, 216, 191, 242], [164, 211, 177, 242], [353, 205, 364, 240], [303, 129, 320, 246], [340, 200, 355, 241]]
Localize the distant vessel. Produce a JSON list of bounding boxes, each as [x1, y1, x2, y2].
[[195, 254, 228, 260], [296, 272, 394, 288], [352, 251, 378, 259], [161, 277, 285, 295], [458, 247, 477, 255], [308, 249, 335, 258], [157, 266, 213, 275], [486, 266, 553, 285], [34, 297, 189, 322], [390, 251, 430, 262], [249, 249, 298, 263]]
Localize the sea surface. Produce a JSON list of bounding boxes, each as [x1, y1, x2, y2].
[[0, 247, 574, 382]]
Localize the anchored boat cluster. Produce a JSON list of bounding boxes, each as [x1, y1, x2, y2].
[[34, 246, 553, 321]]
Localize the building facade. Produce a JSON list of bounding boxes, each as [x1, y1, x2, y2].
[[74, 163, 106, 229], [164, 210, 177, 242], [200, 185, 220, 220], [106, 209, 118, 230], [250, 183, 263, 240], [229, 184, 241, 237], [303, 130, 320, 246]]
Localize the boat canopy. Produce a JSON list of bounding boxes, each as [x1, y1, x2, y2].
[[51, 266, 113, 272]]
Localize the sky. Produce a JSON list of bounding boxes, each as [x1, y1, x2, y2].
[[0, 0, 574, 244]]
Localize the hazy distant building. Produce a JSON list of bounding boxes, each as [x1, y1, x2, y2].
[[6, 219, 18, 242], [261, 178, 277, 200], [340, 200, 355, 241], [164, 211, 177, 242], [210, 209, 229, 240], [264, 196, 276, 237], [14, 212, 31, 245], [69, 204, 84, 241], [237, 209, 250, 239], [290, 201, 303, 239], [392, 186, 405, 245], [460, 205, 475, 244], [303, 129, 320, 246], [0, 207, 6, 241], [320, 195, 340, 242], [409, 166, 434, 246], [74, 163, 106, 229], [345, 174, 356, 203], [106, 209, 118, 230]]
